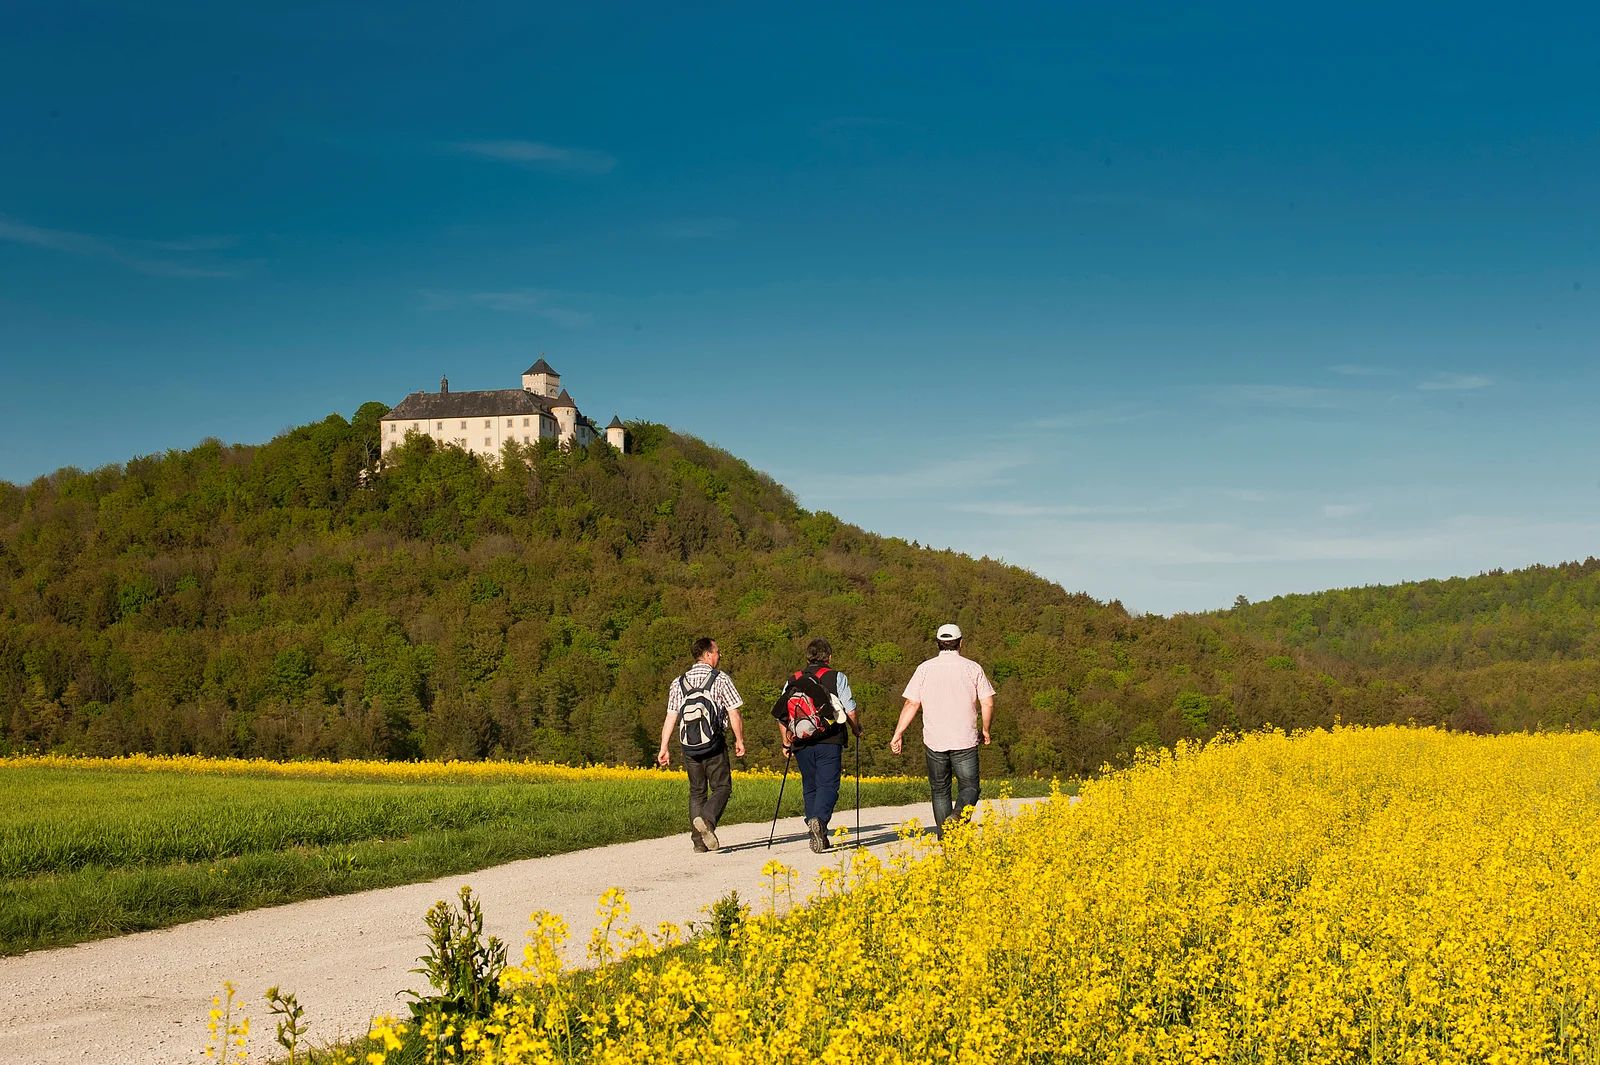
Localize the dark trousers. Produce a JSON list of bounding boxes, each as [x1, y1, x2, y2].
[[925, 745, 980, 833], [795, 742, 844, 828], [684, 748, 732, 850]]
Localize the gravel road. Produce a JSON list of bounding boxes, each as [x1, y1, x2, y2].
[[0, 798, 1037, 1064]]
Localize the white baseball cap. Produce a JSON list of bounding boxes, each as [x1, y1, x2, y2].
[[936, 623, 962, 641]]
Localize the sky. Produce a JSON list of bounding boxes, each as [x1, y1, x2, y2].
[[2, 1, 1598, 614]]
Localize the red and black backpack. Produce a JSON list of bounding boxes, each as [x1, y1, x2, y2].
[[782, 666, 840, 744]]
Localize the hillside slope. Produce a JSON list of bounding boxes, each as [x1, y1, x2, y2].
[[2, 408, 1590, 774], [1216, 563, 1600, 732]]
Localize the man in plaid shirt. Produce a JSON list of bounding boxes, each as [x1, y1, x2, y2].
[[657, 636, 747, 852]]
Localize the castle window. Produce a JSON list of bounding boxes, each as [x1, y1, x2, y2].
[[506, 419, 514, 428], [484, 437, 492, 447], [389, 424, 395, 434], [484, 419, 492, 429], [460, 420, 467, 429], [412, 423, 419, 431], [436, 422, 443, 431], [523, 418, 530, 427]]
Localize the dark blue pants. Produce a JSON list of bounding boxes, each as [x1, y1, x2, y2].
[[925, 745, 981, 833], [795, 742, 844, 829]]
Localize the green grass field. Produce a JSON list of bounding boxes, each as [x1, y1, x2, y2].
[[0, 762, 1054, 956]]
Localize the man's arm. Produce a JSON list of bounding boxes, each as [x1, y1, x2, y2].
[[889, 698, 921, 755], [657, 711, 678, 767], [715, 672, 747, 758], [979, 694, 994, 745], [837, 672, 862, 736]]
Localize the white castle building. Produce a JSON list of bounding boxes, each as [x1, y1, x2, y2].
[[380, 358, 626, 459]]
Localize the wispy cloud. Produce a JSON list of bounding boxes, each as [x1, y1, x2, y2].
[[1212, 384, 1347, 409], [801, 454, 1031, 501], [1025, 514, 1600, 569], [1328, 363, 1396, 377], [1028, 404, 1145, 431], [950, 499, 1179, 518], [0, 215, 242, 278], [1321, 502, 1370, 518], [447, 140, 616, 175], [1419, 372, 1491, 391], [420, 288, 593, 328], [145, 234, 239, 252]]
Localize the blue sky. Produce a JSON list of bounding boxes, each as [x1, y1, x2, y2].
[[3, 1, 1598, 613]]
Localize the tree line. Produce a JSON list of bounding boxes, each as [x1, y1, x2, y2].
[[2, 407, 1594, 777]]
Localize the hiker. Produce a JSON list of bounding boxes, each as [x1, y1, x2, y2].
[[657, 637, 747, 853], [889, 623, 995, 834], [772, 637, 861, 852]]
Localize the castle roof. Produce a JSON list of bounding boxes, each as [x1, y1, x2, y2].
[[385, 389, 553, 421], [551, 389, 578, 409], [524, 357, 559, 376], [606, 414, 624, 430]]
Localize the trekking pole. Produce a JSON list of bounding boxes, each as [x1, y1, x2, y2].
[[854, 734, 861, 848], [767, 750, 793, 848]]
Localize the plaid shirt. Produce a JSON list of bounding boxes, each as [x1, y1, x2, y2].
[[666, 662, 744, 723]]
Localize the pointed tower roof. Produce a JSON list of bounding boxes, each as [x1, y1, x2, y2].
[[551, 389, 577, 409], [524, 357, 559, 376], [606, 414, 624, 429]]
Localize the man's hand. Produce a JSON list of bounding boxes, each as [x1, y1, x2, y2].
[[656, 748, 671, 767], [980, 728, 991, 746], [890, 733, 904, 755], [734, 739, 746, 757]]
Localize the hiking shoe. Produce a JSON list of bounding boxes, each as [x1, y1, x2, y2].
[[693, 816, 720, 852], [807, 817, 829, 853]]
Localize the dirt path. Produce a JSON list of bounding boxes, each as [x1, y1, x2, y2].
[[0, 798, 1040, 1065]]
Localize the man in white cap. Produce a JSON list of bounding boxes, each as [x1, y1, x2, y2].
[[890, 623, 996, 834]]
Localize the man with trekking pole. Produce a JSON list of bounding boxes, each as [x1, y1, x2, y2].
[[658, 637, 747, 853], [890, 623, 995, 836], [770, 637, 862, 852]]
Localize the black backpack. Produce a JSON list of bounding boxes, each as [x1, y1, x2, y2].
[[676, 668, 726, 757]]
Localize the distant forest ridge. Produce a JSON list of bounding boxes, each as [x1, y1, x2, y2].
[[1217, 558, 1600, 667], [1, 406, 1596, 776]]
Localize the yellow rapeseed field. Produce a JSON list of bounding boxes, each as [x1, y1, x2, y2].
[[379, 726, 1600, 1064]]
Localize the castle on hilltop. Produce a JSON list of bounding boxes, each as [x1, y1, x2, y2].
[[380, 358, 625, 459]]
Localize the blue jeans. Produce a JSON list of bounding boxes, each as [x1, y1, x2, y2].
[[924, 745, 980, 833], [795, 742, 844, 828]]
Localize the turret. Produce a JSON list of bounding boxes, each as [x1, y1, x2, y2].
[[440, 375, 449, 394], [551, 389, 578, 445], [521, 356, 561, 398], [605, 414, 625, 451]]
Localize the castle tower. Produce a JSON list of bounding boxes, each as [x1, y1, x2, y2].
[[551, 389, 579, 445], [521, 357, 561, 398], [605, 415, 625, 451]]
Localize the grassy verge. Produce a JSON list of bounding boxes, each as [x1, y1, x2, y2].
[[0, 760, 1056, 955]]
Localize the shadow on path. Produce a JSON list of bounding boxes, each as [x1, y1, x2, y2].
[[717, 821, 908, 854]]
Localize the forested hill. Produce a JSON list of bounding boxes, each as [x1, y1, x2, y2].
[[1218, 561, 1600, 667], [1215, 562, 1600, 733], [1, 407, 1594, 775]]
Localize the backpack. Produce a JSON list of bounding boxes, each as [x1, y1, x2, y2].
[[676, 668, 725, 758], [782, 667, 841, 744]]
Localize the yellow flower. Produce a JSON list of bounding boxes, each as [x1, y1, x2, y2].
[[452, 727, 1600, 1063]]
